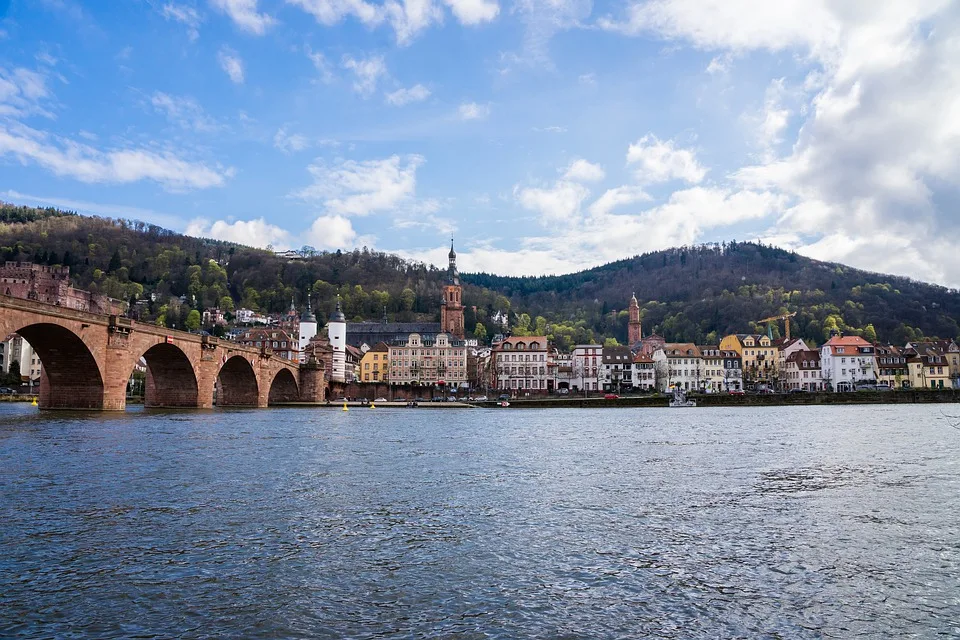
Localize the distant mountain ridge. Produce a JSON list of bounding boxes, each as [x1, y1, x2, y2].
[[1, 202, 957, 347]]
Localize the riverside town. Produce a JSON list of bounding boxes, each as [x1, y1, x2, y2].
[[2, 238, 957, 408]]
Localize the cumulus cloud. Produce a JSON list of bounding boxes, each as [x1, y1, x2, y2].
[[217, 47, 244, 83], [342, 53, 386, 96], [210, 0, 276, 34], [0, 122, 231, 190], [515, 180, 591, 224], [385, 83, 430, 106], [292, 154, 426, 216], [563, 158, 605, 182], [444, 0, 499, 24], [458, 101, 489, 120], [304, 214, 359, 249], [626, 134, 707, 184], [186, 217, 293, 248], [162, 3, 202, 40]]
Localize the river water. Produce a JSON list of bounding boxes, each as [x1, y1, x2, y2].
[[2, 403, 959, 638]]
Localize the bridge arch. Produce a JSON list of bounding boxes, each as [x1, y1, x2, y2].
[[217, 355, 259, 407], [12, 323, 105, 409], [268, 368, 300, 404], [135, 343, 200, 408]]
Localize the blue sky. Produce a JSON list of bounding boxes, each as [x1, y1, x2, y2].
[[2, 0, 959, 287]]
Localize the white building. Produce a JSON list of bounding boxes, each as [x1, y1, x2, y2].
[[298, 301, 318, 363], [494, 336, 550, 395], [820, 335, 876, 392], [653, 343, 703, 391], [571, 344, 602, 392], [328, 298, 347, 382]]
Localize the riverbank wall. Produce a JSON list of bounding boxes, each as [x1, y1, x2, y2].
[[474, 389, 960, 409]]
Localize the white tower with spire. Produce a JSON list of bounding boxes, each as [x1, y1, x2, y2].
[[298, 299, 317, 362], [328, 296, 347, 382]]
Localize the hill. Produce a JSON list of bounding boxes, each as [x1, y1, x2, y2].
[[2, 202, 958, 348], [465, 243, 960, 348]]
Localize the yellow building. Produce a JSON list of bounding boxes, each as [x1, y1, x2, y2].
[[718, 334, 778, 384], [905, 349, 952, 390], [359, 342, 390, 383]]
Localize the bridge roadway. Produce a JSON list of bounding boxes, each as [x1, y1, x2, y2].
[[0, 294, 326, 410]]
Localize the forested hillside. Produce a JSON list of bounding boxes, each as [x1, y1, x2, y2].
[[466, 243, 960, 348], [2, 202, 958, 347]]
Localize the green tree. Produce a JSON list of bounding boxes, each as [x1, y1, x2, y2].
[[219, 295, 235, 313], [863, 323, 877, 343], [473, 322, 487, 342], [185, 309, 201, 331], [604, 337, 620, 346], [400, 287, 416, 311]]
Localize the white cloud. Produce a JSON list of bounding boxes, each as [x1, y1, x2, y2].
[[385, 83, 430, 106], [342, 53, 386, 96], [186, 217, 293, 248], [515, 180, 590, 224], [0, 66, 53, 118], [605, 0, 960, 286], [0, 122, 231, 190], [458, 101, 489, 120], [287, 0, 498, 44], [626, 134, 706, 184], [217, 47, 244, 83], [443, 0, 499, 24], [305, 46, 335, 83], [273, 127, 310, 152], [305, 214, 358, 249], [210, 0, 276, 34], [588, 185, 650, 216], [293, 154, 426, 216], [150, 92, 220, 132], [578, 72, 596, 86], [162, 3, 202, 40], [533, 125, 566, 133], [563, 158, 605, 182], [705, 53, 731, 74]]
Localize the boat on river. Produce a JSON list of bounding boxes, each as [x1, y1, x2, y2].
[[669, 388, 696, 408]]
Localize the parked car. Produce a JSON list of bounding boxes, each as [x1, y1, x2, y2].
[[474, 395, 488, 402], [374, 397, 388, 402], [604, 393, 619, 399], [789, 388, 808, 394], [0, 387, 15, 394], [558, 388, 570, 395], [447, 396, 457, 402], [431, 396, 444, 402], [728, 389, 745, 395], [498, 394, 510, 401]]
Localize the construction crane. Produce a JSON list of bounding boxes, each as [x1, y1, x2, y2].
[[757, 312, 798, 340]]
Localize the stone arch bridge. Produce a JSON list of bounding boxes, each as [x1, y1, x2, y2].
[[0, 294, 325, 410]]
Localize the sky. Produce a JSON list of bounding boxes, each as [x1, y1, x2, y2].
[[1, 1, 959, 287]]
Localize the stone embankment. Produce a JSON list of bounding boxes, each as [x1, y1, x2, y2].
[[473, 390, 960, 409]]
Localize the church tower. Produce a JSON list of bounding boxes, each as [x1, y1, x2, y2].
[[628, 292, 642, 346], [440, 239, 465, 339]]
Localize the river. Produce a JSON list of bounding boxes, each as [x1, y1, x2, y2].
[[2, 403, 959, 638]]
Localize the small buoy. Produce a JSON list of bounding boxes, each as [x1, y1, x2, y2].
[[31, 397, 38, 406], [342, 401, 349, 411], [370, 402, 375, 409]]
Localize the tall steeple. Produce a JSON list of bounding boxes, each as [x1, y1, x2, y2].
[[628, 292, 642, 346], [440, 238, 464, 339], [447, 237, 459, 286]]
